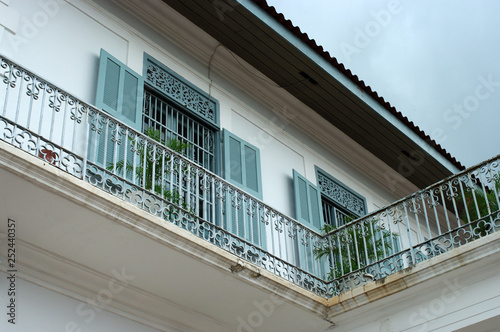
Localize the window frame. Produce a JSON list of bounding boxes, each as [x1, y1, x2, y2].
[[315, 166, 367, 226], [142, 53, 221, 175]]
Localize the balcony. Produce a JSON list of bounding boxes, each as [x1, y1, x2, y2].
[[1, 54, 499, 303]]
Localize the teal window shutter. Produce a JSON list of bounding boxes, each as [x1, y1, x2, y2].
[[293, 170, 325, 274], [223, 129, 262, 200], [293, 170, 324, 231], [91, 49, 143, 170], [95, 49, 143, 131], [223, 129, 264, 247]]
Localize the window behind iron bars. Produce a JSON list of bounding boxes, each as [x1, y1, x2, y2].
[[143, 88, 216, 223]]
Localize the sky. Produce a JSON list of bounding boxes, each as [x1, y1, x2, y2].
[[265, 0, 500, 168]]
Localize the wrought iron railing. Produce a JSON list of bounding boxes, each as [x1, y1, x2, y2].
[[315, 155, 500, 294], [1, 55, 499, 298], [0, 55, 331, 296]]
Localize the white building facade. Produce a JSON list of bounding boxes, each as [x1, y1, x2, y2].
[[0, 0, 499, 331]]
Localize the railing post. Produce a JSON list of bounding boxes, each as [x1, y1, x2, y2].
[[403, 203, 416, 266], [81, 107, 90, 180]]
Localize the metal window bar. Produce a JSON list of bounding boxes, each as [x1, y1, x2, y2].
[[143, 89, 215, 172]]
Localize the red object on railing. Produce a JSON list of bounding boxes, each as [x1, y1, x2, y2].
[[38, 149, 58, 165]]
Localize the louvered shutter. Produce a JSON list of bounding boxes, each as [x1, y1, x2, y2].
[[95, 49, 143, 131], [293, 170, 325, 274], [244, 145, 259, 193], [92, 49, 143, 171], [223, 129, 264, 247], [293, 170, 324, 231], [224, 130, 262, 199]]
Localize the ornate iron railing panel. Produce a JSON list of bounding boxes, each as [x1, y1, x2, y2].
[[319, 156, 500, 295], [1, 54, 499, 298]]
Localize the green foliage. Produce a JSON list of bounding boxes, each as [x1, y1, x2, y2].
[[459, 176, 500, 236], [107, 127, 191, 212], [314, 217, 398, 280]]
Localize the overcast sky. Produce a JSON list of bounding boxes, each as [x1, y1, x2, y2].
[[266, 0, 500, 168]]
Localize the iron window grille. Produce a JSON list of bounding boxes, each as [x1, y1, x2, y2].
[[143, 88, 216, 172]]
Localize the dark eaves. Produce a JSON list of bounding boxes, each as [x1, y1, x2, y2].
[[251, 0, 465, 170]]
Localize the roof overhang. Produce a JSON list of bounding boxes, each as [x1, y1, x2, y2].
[[159, 0, 462, 188]]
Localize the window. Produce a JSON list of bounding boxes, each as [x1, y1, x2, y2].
[[143, 54, 219, 173], [316, 169, 367, 227], [94, 50, 268, 244], [143, 88, 216, 172], [93, 50, 219, 169], [292, 168, 367, 275], [292, 168, 367, 230], [141, 55, 219, 225]]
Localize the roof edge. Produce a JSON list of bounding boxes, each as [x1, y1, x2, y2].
[[250, 0, 465, 171]]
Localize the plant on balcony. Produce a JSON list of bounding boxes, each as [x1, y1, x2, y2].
[[314, 217, 398, 281], [107, 127, 192, 214], [458, 176, 500, 237]]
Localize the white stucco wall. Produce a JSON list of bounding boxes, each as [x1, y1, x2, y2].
[[0, 272, 162, 332], [0, 3, 497, 332]]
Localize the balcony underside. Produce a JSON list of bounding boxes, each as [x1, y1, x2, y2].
[[0, 141, 331, 332]]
